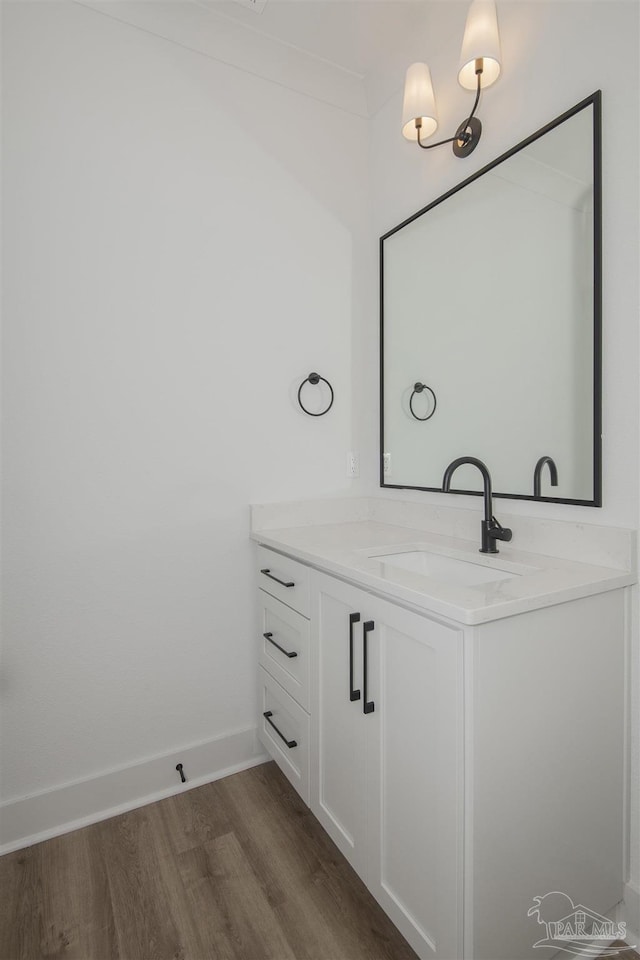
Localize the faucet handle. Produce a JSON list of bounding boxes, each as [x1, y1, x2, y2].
[[490, 516, 512, 542]]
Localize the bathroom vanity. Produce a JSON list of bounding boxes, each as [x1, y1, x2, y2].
[[252, 499, 634, 960]]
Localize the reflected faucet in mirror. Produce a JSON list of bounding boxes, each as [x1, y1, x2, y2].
[[442, 456, 513, 554], [533, 456, 559, 498]]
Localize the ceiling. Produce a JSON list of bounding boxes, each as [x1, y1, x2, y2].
[[74, 0, 466, 117], [195, 0, 435, 78]]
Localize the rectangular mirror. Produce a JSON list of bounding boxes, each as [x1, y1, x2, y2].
[[380, 92, 601, 506]]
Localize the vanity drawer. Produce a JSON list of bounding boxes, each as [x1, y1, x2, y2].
[[258, 667, 309, 805], [256, 545, 310, 617], [258, 589, 310, 711]]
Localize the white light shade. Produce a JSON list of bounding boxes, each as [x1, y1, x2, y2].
[[401, 63, 438, 141], [458, 0, 501, 90]]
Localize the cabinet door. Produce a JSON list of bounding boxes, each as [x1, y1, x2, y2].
[[310, 573, 464, 960], [310, 572, 368, 875], [365, 596, 464, 960]]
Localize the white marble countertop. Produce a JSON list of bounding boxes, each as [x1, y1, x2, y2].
[[251, 518, 636, 625]]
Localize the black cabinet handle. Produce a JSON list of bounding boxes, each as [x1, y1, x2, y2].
[[261, 568, 295, 588], [263, 632, 298, 659], [349, 613, 361, 702], [363, 620, 375, 715], [263, 710, 297, 749]]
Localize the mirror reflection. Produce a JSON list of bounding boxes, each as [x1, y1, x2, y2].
[[381, 94, 601, 505]]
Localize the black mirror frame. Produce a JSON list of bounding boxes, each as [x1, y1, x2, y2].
[[379, 91, 602, 507]]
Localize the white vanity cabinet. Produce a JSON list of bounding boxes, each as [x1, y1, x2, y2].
[[254, 544, 627, 960]]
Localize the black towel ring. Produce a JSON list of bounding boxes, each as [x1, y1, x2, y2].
[[297, 372, 334, 417], [409, 382, 437, 421]]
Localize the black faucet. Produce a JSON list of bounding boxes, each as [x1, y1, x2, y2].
[[533, 456, 558, 497], [442, 456, 513, 554]]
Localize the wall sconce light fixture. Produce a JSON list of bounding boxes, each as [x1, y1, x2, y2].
[[401, 0, 501, 158]]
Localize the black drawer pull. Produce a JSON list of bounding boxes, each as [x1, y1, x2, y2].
[[263, 710, 297, 749], [261, 568, 295, 588], [349, 612, 361, 702], [363, 620, 375, 715], [264, 632, 298, 659]]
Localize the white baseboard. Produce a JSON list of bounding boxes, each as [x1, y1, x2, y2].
[[619, 881, 640, 950], [0, 726, 268, 855]]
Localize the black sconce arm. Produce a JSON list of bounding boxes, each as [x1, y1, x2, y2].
[[416, 66, 483, 157]]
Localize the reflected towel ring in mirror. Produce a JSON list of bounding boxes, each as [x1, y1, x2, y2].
[[409, 382, 437, 421], [297, 372, 334, 417]]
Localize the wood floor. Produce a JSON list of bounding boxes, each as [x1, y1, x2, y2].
[[1, 760, 638, 960], [0, 761, 417, 960], [610, 949, 640, 960]]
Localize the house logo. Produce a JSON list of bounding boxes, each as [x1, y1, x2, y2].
[[527, 891, 633, 957]]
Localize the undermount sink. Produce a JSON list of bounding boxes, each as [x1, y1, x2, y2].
[[372, 550, 526, 587]]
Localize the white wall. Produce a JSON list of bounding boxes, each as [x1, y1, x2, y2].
[[362, 0, 640, 925], [0, 1, 367, 807]]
